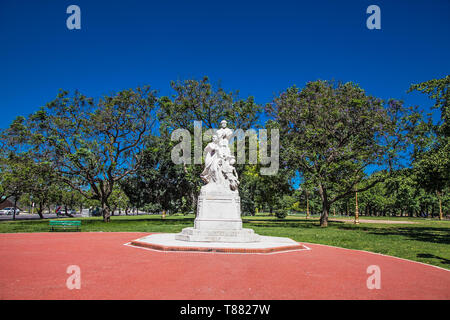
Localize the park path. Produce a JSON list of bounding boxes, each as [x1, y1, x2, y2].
[[329, 218, 418, 224], [0, 232, 448, 300]]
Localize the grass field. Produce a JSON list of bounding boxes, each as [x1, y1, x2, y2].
[[1, 214, 449, 270]]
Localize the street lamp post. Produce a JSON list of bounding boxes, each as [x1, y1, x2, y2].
[[306, 190, 310, 219], [354, 190, 360, 225]]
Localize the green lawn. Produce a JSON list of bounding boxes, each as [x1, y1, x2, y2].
[[1, 214, 449, 270]]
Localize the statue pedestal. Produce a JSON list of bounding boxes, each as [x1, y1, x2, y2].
[[175, 183, 261, 243]]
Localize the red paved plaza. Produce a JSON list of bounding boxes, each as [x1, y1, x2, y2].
[[0, 232, 449, 300]]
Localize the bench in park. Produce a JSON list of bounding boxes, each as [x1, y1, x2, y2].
[[49, 220, 81, 232]]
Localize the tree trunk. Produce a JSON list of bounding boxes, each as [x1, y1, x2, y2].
[[306, 192, 310, 219], [318, 185, 329, 227], [437, 190, 443, 220], [37, 201, 44, 219], [320, 205, 329, 227], [102, 200, 111, 223], [13, 198, 17, 221]]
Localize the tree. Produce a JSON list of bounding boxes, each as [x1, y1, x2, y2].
[[267, 80, 410, 226], [0, 153, 39, 219], [120, 135, 190, 215], [108, 185, 130, 215], [356, 178, 390, 217], [158, 76, 263, 213], [409, 76, 450, 219], [159, 76, 261, 133], [254, 169, 293, 215], [0, 158, 13, 204], [0, 135, 67, 219], [238, 164, 260, 216], [51, 183, 87, 217], [414, 151, 449, 219], [3, 86, 158, 222], [27, 160, 61, 218], [383, 169, 419, 217]]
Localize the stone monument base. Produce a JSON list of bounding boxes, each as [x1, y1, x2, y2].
[[175, 227, 260, 242], [130, 183, 307, 253], [175, 183, 261, 243], [129, 233, 308, 254]]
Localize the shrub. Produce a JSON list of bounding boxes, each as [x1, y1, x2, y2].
[[275, 209, 288, 219]]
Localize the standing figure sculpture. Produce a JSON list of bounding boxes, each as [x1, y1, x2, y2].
[[175, 119, 260, 243], [200, 135, 222, 184], [200, 120, 239, 192]]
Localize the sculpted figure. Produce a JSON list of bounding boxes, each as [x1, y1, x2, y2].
[[216, 119, 237, 168], [200, 135, 222, 184], [221, 156, 239, 191], [216, 120, 233, 142], [200, 120, 239, 191]]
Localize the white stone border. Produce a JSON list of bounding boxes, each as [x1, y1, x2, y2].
[[302, 242, 450, 273], [4, 232, 447, 270], [123, 241, 312, 255]]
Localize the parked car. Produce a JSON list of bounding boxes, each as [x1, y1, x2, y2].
[[55, 206, 77, 216], [0, 207, 20, 215]]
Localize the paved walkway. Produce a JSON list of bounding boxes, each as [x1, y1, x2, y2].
[[329, 218, 418, 224], [0, 232, 448, 300]]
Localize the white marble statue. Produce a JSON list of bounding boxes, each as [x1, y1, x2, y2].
[[175, 119, 259, 242], [200, 120, 239, 191], [200, 134, 222, 184]]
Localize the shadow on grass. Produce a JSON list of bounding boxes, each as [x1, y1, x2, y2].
[[82, 217, 195, 225], [243, 219, 345, 229], [417, 253, 450, 265], [361, 226, 450, 245], [0, 217, 197, 233]]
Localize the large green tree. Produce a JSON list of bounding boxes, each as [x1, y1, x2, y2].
[[27, 160, 61, 218], [267, 80, 411, 226], [120, 135, 191, 215], [3, 86, 158, 222], [0, 153, 33, 219], [158, 76, 263, 213], [409, 76, 449, 219]]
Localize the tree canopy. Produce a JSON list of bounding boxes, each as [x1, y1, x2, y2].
[[409, 76, 450, 219], [266, 80, 414, 226], [2, 86, 158, 222], [0, 76, 448, 224]]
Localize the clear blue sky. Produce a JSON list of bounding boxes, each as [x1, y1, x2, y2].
[[1, 0, 449, 130]]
